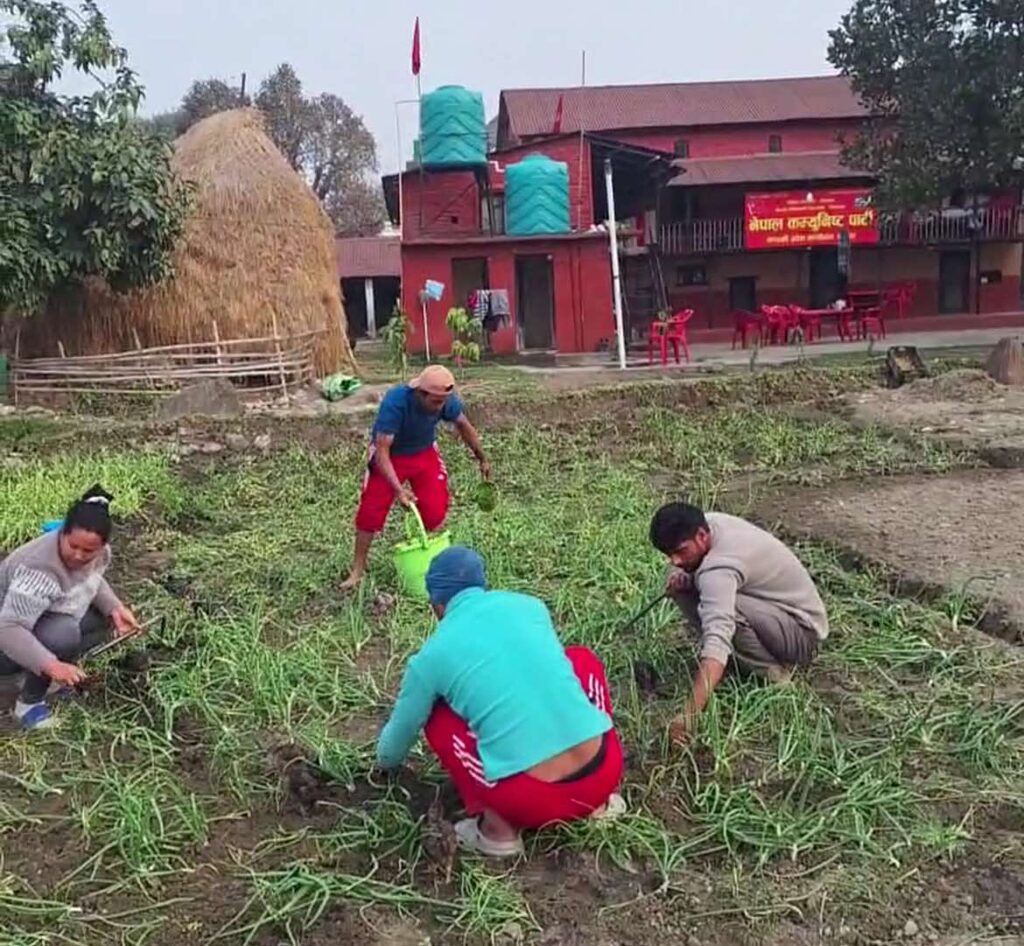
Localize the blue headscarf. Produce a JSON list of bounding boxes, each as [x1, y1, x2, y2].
[[425, 546, 487, 607]]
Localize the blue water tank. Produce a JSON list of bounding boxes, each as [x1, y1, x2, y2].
[[420, 86, 487, 168], [505, 154, 571, 236]]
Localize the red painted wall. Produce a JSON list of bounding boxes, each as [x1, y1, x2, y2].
[[400, 236, 614, 355], [399, 140, 593, 241], [400, 170, 481, 241]]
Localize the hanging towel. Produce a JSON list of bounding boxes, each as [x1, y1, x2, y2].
[[490, 289, 510, 323]]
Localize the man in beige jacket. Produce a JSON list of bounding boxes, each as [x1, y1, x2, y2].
[[648, 502, 829, 747]]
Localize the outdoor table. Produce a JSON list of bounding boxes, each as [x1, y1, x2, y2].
[[801, 308, 853, 341], [847, 290, 881, 311]]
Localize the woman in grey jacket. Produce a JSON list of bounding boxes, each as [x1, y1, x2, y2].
[[0, 485, 140, 730]]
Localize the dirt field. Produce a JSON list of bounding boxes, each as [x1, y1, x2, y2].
[[757, 469, 1024, 641], [1, 362, 1022, 946], [849, 369, 1024, 464]]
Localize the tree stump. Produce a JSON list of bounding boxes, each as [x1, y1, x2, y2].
[[985, 337, 1024, 386]]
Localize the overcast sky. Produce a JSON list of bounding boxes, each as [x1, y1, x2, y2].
[[78, 0, 852, 172]]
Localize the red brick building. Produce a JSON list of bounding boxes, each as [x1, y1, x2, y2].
[[385, 75, 1024, 355]]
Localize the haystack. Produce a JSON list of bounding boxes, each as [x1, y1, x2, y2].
[[986, 336, 1024, 386], [18, 109, 355, 375]]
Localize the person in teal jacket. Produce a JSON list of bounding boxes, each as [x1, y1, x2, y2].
[[376, 546, 625, 857]]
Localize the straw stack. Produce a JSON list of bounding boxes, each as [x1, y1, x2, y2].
[[18, 109, 355, 375]]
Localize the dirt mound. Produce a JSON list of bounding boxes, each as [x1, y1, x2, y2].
[[894, 369, 1004, 403], [986, 337, 1024, 386], [757, 469, 1024, 640]]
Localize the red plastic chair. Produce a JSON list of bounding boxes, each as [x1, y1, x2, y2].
[[760, 305, 798, 344], [731, 310, 764, 349], [648, 310, 693, 365], [791, 305, 823, 343], [835, 308, 855, 342], [857, 307, 887, 340], [881, 281, 915, 320]]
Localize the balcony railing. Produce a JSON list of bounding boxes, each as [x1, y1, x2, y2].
[[879, 205, 1024, 244], [659, 205, 1024, 255], [661, 218, 744, 255]]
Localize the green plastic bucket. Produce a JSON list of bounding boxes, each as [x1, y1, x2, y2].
[[393, 505, 451, 600]]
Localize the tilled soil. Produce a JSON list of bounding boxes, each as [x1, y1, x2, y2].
[[757, 468, 1024, 640], [848, 369, 1024, 462]]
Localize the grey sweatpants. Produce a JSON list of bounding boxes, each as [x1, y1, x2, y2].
[[0, 607, 108, 702], [672, 590, 818, 675]]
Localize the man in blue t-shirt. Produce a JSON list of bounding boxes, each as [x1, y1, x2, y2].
[[341, 365, 490, 590]]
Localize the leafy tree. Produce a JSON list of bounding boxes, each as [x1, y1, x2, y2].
[[0, 0, 193, 318], [828, 0, 1024, 209], [137, 109, 182, 140], [178, 78, 247, 135], [255, 63, 307, 170], [304, 91, 385, 236], [173, 63, 385, 235]]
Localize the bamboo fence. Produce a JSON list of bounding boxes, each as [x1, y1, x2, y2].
[[9, 326, 321, 400]]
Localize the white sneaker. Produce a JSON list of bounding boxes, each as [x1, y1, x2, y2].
[[454, 817, 525, 858], [591, 792, 627, 821], [14, 700, 54, 731]]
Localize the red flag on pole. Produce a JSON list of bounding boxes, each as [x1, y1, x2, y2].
[[411, 17, 422, 76], [552, 94, 564, 134]]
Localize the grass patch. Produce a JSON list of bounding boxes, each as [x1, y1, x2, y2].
[[0, 448, 182, 548], [0, 397, 1020, 944]]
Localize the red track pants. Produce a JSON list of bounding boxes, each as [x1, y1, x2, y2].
[[354, 444, 450, 534], [423, 645, 623, 829]]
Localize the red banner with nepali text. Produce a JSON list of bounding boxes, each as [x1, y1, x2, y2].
[[745, 189, 879, 250]]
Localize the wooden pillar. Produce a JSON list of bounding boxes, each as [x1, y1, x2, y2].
[[364, 278, 377, 338]]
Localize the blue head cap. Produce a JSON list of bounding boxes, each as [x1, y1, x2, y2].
[[425, 546, 487, 607]]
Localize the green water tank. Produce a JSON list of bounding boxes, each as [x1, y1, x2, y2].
[[505, 154, 571, 236], [420, 85, 487, 168]]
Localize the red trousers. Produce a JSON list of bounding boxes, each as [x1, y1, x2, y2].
[[354, 444, 450, 534], [424, 646, 623, 829]]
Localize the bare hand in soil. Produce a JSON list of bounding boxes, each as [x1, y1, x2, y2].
[[666, 570, 692, 596], [111, 605, 141, 637], [669, 714, 691, 748], [42, 659, 86, 688]]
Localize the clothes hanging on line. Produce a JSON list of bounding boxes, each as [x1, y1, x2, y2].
[[468, 289, 511, 332], [470, 289, 490, 322]]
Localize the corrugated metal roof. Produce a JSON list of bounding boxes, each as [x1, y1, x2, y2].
[[499, 76, 865, 145], [335, 236, 401, 278], [668, 151, 870, 187]]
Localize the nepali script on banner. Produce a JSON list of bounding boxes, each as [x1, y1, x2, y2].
[[745, 189, 879, 250]]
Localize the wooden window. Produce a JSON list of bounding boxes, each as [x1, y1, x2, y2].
[[768, 134, 783, 153], [673, 138, 690, 158], [676, 263, 708, 287]]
